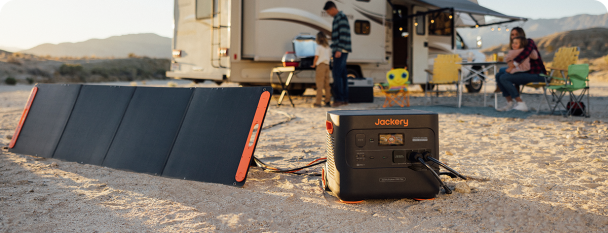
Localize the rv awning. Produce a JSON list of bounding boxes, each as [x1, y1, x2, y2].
[[415, 0, 526, 27]]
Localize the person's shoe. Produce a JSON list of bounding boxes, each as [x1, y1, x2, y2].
[[496, 101, 514, 112], [512, 101, 529, 112], [312, 103, 322, 108], [331, 101, 343, 107]]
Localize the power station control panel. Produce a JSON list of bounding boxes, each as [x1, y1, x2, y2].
[[345, 128, 436, 169]]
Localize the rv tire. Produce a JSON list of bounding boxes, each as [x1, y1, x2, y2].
[[346, 67, 362, 79], [465, 66, 484, 93]]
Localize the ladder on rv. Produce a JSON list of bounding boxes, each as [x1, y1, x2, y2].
[[211, 0, 230, 68]]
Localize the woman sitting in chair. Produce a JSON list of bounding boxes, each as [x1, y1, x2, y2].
[[496, 27, 547, 112]]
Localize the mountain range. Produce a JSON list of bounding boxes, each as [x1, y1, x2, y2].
[[482, 27, 608, 60], [19, 33, 171, 59], [458, 13, 608, 50]]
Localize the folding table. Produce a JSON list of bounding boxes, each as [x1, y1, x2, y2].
[[458, 61, 506, 108]]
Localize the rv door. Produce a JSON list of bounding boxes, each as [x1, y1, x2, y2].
[[411, 6, 428, 84]]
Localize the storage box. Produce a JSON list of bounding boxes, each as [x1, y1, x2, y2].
[[348, 78, 374, 103]]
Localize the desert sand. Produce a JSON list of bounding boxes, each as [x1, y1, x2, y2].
[[1, 76, 608, 232]]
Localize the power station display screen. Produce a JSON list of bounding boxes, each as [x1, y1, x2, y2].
[[379, 133, 404, 146]]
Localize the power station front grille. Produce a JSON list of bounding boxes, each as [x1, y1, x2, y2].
[[326, 132, 336, 179]]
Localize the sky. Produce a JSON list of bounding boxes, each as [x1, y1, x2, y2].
[[0, 0, 606, 51]]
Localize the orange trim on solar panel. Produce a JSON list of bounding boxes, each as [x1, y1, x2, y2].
[[235, 91, 271, 182], [9, 87, 38, 149]]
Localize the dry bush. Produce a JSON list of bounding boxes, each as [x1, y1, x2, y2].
[[7, 56, 21, 65]]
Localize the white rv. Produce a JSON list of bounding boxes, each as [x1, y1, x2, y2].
[[167, 0, 523, 93]]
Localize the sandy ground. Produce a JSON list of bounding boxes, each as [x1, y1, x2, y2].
[[1, 77, 608, 232]]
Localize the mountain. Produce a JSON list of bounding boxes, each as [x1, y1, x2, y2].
[[0, 46, 23, 53], [20, 33, 171, 58], [481, 28, 608, 59], [458, 13, 608, 49]]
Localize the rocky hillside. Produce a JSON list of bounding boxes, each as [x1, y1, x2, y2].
[[0, 50, 170, 85], [19, 33, 171, 59], [459, 13, 608, 49], [481, 28, 608, 60]]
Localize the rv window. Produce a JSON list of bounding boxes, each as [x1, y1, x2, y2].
[[429, 12, 453, 36], [354, 20, 370, 35], [415, 15, 425, 35], [196, 0, 216, 19], [456, 34, 465, 49]]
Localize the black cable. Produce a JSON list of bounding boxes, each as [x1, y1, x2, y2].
[[417, 157, 452, 194], [409, 152, 452, 194], [253, 156, 326, 174], [423, 152, 467, 180], [439, 172, 457, 178]]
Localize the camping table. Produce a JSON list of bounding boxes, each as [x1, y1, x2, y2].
[[457, 61, 507, 108], [270, 66, 314, 107]]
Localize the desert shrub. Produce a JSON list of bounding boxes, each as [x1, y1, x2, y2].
[[155, 68, 167, 79], [59, 64, 84, 75], [90, 67, 109, 78], [4, 77, 16, 85], [27, 68, 49, 77], [26, 77, 34, 84], [128, 53, 138, 58], [7, 56, 21, 65]]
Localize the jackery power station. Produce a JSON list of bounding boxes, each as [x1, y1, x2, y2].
[[323, 109, 451, 201]]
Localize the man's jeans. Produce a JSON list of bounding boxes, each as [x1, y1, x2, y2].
[[498, 72, 545, 98], [331, 53, 349, 102]]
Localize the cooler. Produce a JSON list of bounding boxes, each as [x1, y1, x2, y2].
[[348, 77, 374, 103]]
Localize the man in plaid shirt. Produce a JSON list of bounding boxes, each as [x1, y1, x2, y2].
[[324, 1, 351, 107]]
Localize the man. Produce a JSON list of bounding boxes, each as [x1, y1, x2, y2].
[[323, 1, 351, 107]]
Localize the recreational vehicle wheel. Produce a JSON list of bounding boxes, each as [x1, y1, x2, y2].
[[346, 67, 362, 79], [465, 67, 484, 93]]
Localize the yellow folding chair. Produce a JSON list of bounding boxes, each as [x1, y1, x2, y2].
[[523, 46, 579, 113], [425, 54, 462, 105], [381, 68, 410, 108]]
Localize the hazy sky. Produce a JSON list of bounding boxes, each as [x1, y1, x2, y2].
[[0, 0, 606, 50]]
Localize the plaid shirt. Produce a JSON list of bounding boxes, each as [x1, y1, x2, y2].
[[331, 11, 352, 53], [513, 39, 546, 75]]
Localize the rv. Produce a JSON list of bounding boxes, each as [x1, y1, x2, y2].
[[167, 0, 524, 93]]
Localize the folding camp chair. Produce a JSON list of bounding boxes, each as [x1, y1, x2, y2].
[[523, 47, 579, 113], [546, 64, 590, 117], [381, 68, 410, 108], [425, 54, 462, 105]]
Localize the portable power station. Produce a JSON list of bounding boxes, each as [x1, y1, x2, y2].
[[324, 109, 444, 201]]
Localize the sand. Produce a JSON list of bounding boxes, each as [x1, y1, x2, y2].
[[1, 77, 608, 232]]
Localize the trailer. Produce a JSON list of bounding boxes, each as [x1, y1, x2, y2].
[[167, 0, 524, 92]]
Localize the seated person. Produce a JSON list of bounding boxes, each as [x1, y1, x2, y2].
[[505, 37, 538, 74]]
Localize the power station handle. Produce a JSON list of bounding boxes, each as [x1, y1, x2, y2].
[[235, 91, 271, 182]]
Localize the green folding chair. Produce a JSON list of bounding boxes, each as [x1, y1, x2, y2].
[[545, 64, 590, 117]]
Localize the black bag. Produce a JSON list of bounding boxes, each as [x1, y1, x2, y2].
[[298, 56, 315, 69], [566, 101, 586, 116]]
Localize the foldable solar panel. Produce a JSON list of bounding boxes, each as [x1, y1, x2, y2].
[[162, 87, 271, 186], [101, 87, 194, 175], [53, 85, 135, 165], [9, 84, 81, 158], [9, 84, 272, 186]]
